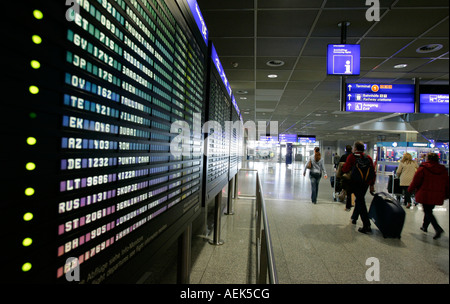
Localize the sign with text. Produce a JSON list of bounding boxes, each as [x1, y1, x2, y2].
[[279, 134, 297, 143], [211, 43, 233, 98], [327, 44, 360, 75], [186, 0, 208, 45], [259, 136, 278, 143], [298, 136, 316, 144], [345, 83, 415, 113], [419, 94, 449, 114]]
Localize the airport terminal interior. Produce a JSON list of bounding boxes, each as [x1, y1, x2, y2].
[[1, 0, 448, 286]]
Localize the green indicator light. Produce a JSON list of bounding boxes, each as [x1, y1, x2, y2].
[[25, 188, 35, 196], [22, 238, 33, 247], [33, 10, 43, 20], [29, 85, 39, 94], [30, 60, 41, 69], [23, 213, 34, 221], [26, 162, 36, 171], [27, 137, 37, 145], [31, 35, 42, 44], [29, 112, 37, 119], [22, 263, 32, 272]]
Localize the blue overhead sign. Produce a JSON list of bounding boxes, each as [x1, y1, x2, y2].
[[231, 95, 241, 117], [345, 83, 415, 113], [327, 44, 360, 75], [279, 134, 297, 143], [420, 94, 449, 114], [211, 44, 233, 98], [259, 136, 278, 143], [298, 136, 316, 144], [186, 0, 208, 45]]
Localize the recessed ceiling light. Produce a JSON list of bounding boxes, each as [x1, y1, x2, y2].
[[240, 97, 247, 100], [394, 64, 408, 69], [266, 60, 285, 67], [236, 90, 248, 94], [416, 44, 443, 53], [267, 74, 278, 79]]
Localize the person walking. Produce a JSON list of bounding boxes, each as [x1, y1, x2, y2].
[[396, 153, 418, 208], [408, 153, 449, 239], [336, 145, 354, 211], [303, 147, 328, 204], [342, 141, 376, 234]]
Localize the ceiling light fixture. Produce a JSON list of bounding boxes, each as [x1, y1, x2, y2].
[[267, 74, 278, 79], [236, 90, 248, 94], [266, 60, 285, 67], [394, 64, 408, 69], [416, 44, 443, 53]]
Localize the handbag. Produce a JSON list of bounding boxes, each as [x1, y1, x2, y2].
[[342, 172, 351, 180], [307, 160, 312, 169]]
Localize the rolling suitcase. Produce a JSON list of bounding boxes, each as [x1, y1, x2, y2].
[[368, 192, 405, 239], [387, 175, 402, 195]]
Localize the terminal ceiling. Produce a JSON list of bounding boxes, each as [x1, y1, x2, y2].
[[196, 0, 449, 143]]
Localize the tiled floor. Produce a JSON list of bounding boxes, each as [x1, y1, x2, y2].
[[147, 160, 449, 284]]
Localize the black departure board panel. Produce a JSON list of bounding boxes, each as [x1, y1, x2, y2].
[[228, 106, 240, 179], [1, 0, 206, 283], [203, 72, 231, 202]]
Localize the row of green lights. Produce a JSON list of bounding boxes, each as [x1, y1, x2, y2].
[[22, 9, 44, 274]]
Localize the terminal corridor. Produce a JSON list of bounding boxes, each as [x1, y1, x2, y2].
[[180, 161, 449, 284]]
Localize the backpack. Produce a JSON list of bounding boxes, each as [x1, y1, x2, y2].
[[351, 153, 375, 185]]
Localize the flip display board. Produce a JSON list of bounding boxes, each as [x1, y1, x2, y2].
[[0, 0, 214, 283]]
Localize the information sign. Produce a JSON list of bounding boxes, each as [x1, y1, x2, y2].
[[345, 83, 415, 113], [279, 134, 297, 143], [327, 44, 360, 75], [419, 94, 449, 114]]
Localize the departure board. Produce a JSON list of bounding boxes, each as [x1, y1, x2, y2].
[[1, 0, 207, 283], [203, 70, 231, 202], [228, 96, 241, 180]]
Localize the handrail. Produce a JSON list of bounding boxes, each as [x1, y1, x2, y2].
[[239, 168, 278, 284]]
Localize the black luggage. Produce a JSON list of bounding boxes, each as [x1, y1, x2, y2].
[[335, 177, 342, 193], [387, 175, 402, 195], [368, 192, 405, 239]]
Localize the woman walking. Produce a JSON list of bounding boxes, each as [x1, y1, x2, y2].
[[396, 153, 418, 208], [408, 153, 449, 239], [303, 147, 328, 204]]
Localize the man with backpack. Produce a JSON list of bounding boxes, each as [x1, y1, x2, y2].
[[342, 141, 376, 234]]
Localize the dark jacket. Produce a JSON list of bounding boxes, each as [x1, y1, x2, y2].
[[339, 152, 351, 163], [408, 161, 449, 206], [342, 152, 376, 186]]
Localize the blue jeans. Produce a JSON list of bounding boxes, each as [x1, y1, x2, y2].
[[310, 172, 321, 203]]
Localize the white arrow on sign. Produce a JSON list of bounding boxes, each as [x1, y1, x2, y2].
[[347, 103, 352, 110], [348, 84, 352, 91], [347, 94, 352, 101]]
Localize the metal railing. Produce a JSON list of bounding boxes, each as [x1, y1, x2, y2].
[[239, 169, 278, 284]]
